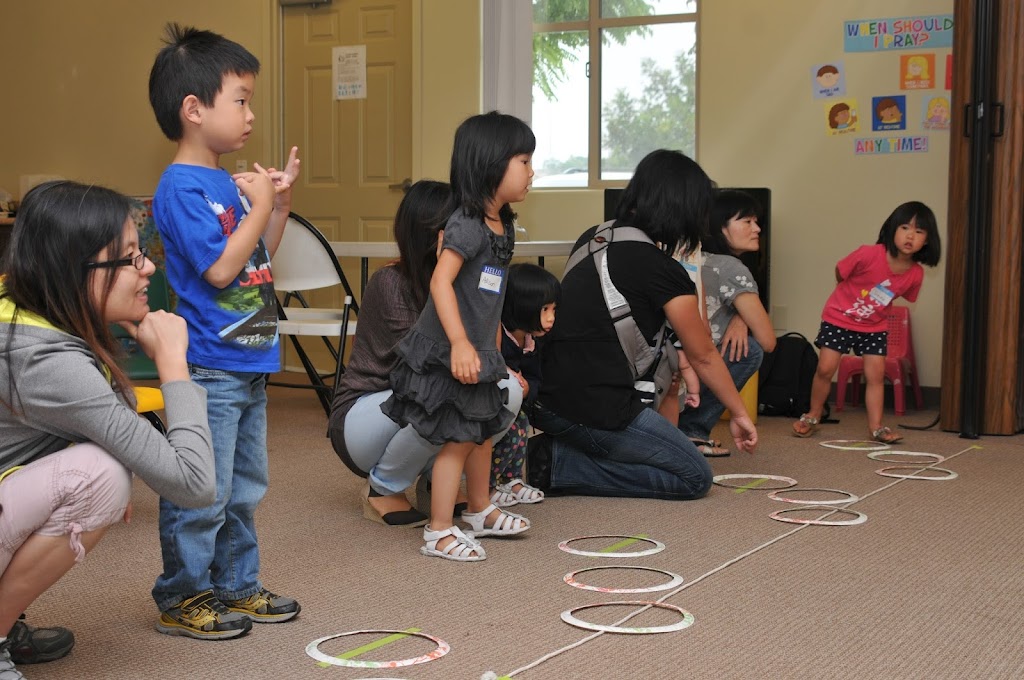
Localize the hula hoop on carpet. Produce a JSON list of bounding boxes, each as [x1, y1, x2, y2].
[[712, 474, 798, 490], [867, 450, 945, 464], [558, 535, 666, 558], [305, 630, 449, 668], [563, 565, 685, 593], [769, 505, 867, 526], [560, 601, 695, 634], [768, 488, 859, 505], [875, 466, 958, 481], [820, 440, 891, 451]]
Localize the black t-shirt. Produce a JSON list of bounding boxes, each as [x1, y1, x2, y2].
[[539, 224, 696, 430]]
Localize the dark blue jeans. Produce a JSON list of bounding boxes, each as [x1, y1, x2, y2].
[[531, 403, 712, 500], [678, 336, 764, 442]]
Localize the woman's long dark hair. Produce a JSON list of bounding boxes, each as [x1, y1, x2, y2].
[[393, 180, 455, 310], [615, 149, 714, 255], [1, 181, 135, 411], [450, 111, 535, 225]]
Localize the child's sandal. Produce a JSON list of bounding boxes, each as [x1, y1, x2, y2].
[[871, 426, 903, 444], [792, 414, 820, 438], [420, 525, 486, 562], [460, 503, 530, 537], [489, 487, 520, 508], [495, 478, 544, 505]]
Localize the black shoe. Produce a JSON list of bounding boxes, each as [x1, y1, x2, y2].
[[526, 433, 553, 491], [7, 615, 74, 665], [361, 481, 428, 527]]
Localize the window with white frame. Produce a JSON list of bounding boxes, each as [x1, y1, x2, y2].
[[531, 0, 698, 188]]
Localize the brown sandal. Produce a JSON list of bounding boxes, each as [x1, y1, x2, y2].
[[792, 414, 819, 438], [871, 426, 903, 444]]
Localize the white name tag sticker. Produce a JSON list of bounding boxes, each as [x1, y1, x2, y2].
[[868, 283, 894, 306], [479, 265, 504, 294]]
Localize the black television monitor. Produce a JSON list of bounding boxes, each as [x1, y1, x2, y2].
[[604, 187, 771, 309]]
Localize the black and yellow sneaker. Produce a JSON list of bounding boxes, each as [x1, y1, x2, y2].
[[222, 589, 301, 623], [156, 591, 252, 640]]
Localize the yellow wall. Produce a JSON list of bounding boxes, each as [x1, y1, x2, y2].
[[413, 0, 481, 182], [0, 0, 278, 197], [0, 0, 951, 386]]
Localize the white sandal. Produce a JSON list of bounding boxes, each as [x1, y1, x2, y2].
[[460, 503, 530, 537], [420, 525, 486, 562], [489, 487, 520, 508], [495, 478, 544, 505]]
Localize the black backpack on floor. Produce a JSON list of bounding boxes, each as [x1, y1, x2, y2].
[[758, 332, 828, 418]]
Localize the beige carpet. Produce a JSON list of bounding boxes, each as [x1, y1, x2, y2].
[[23, 378, 1024, 679]]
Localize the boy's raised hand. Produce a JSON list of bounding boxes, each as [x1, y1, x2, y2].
[[264, 146, 301, 194]]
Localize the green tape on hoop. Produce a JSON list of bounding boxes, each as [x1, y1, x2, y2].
[[560, 601, 695, 634], [558, 535, 665, 558], [306, 630, 449, 668]]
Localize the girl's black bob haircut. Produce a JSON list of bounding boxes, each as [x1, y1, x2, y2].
[[502, 263, 561, 334], [704, 189, 762, 256], [450, 111, 535, 224], [876, 201, 942, 266]]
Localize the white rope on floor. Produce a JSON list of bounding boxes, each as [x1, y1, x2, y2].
[[497, 444, 981, 678]]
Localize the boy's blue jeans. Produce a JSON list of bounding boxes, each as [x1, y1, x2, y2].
[[677, 337, 764, 442], [152, 367, 268, 611]]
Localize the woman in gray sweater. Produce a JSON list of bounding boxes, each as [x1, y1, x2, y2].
[[0, 181, 214, 680]]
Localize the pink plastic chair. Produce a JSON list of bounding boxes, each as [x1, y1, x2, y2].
[[834, 305, 924, 416]]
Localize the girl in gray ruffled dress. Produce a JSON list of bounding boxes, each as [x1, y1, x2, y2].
[[382, 112, 537, 562]]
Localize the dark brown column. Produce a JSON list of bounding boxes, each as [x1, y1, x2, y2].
[[941, 0, 1024, 434]]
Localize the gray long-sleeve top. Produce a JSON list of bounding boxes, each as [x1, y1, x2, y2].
[[0, 305, 215, 508]]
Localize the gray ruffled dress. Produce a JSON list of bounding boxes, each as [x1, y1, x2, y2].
[[381, 209, 515, 444]]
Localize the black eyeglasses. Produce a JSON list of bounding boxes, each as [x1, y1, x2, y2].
[[84, 247, 149, 271]]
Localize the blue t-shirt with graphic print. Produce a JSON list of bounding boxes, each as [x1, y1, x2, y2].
[[153, 164, 280, 372]]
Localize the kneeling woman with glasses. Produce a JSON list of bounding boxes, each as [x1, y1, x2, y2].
[[0, 181, 215, 680]]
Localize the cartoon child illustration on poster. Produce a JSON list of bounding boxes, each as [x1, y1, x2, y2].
[[923, 96, 951, 130], [901, 54, 935, 90], [826, 99, 859, 135], [872, 96, 907, 132], [811, 62, 846, 98]]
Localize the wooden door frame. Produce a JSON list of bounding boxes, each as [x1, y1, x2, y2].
[[941, 0, 1024, 434]]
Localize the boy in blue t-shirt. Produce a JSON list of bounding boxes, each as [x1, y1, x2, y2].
[[147, 23, 301, 640]]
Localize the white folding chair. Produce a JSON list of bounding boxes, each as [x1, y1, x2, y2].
[[270, 212, 358, 416]]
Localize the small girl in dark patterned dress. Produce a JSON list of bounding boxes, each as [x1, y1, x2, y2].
[[490, 264, 560, 507], [381, 112, 536, 562]]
